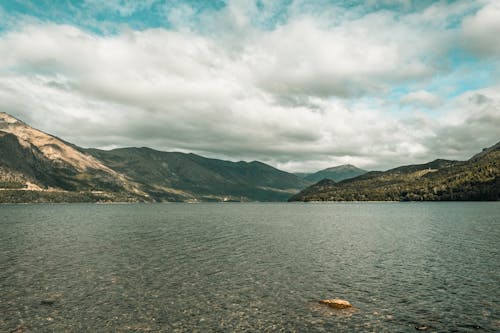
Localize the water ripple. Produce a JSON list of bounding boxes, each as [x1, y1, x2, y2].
[[0, 202, 499, 332]]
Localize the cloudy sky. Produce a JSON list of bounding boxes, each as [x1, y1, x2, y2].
[[0, 0, 499, 172]]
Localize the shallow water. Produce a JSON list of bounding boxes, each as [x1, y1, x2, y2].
[[1, 202, 499, 332]]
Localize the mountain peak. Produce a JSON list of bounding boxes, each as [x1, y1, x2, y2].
[[470, 140, 500, 161], [324, 164, 363, 171], [290, 140, 500, 202], [0, 112, 23, 125], [0, 111, 120, 175], [1, 112, 309, 202], [302, 164, 367, 183]]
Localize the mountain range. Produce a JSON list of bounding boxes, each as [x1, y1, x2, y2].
[[0, 112, 310, 203], [296, 164, 367, 183], [1, 112, 498, 203], [289, 142, 500, 202]]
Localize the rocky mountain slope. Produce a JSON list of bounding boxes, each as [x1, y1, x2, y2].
[[0, 112, 147, 202], [0, 112, 309, 202], [298, 164, 367, 183], [289, 142, 499, 202]]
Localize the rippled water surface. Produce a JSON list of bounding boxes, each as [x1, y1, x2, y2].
[[1, 202, 499, 332]]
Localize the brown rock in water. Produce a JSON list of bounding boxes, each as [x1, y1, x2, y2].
[[40, 299, 56, 306], [415, 326, 428, 331], [319, 299, 352, 309]]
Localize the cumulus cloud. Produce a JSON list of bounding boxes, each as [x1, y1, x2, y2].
[[401, 90, 441, 108], [251, 17, 431, 99], [0, 0, 498, 172], [416, 86, 500, 162], [462, 1, 500, 57], [203, 1, 463, 100]]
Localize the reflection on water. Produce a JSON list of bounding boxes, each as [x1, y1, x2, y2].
[[1, 202, 499, 332]]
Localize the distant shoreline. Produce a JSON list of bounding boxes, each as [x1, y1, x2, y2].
[[2, 200, 498, 205]]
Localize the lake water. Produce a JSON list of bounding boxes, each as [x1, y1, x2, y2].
[[0, 203, 499, 332]]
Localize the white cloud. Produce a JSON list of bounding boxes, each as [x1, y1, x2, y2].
[[0, 1, 498, 172], [462, 1, 500, 57], [232, 10, 455, 99], [401, 90, 441, 108]]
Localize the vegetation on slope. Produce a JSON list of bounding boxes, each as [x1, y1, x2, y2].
[[87, 147, 310, 202], [300, 164, 367, 183], [289, 142, 499, 202], [0, 112, 309, 202]]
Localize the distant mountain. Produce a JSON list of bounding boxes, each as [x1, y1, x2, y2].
[[0, 112, 309, 203], [298, 164, 367, 183], [293, 172, 310, 179], [289, 142, 499, 202], [86, 147, 311, 202]]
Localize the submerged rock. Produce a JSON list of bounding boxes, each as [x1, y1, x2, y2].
[[40, 299, 56, 306], [319, 299, 352, 309], [415, 326, 428, 331]]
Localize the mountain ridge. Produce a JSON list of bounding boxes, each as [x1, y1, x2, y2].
[[86, 146, 310, 202], [0, 112, 310, 202], [0, 112, 146, 201], [289, 143, 499, 202], [2, 112, 498, 203], [299, 164, 367, 183]]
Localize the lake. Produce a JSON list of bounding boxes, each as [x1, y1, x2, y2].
[[1, 202, 499, 332]]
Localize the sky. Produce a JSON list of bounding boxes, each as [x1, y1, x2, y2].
[[0, 0, 499, 172]]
